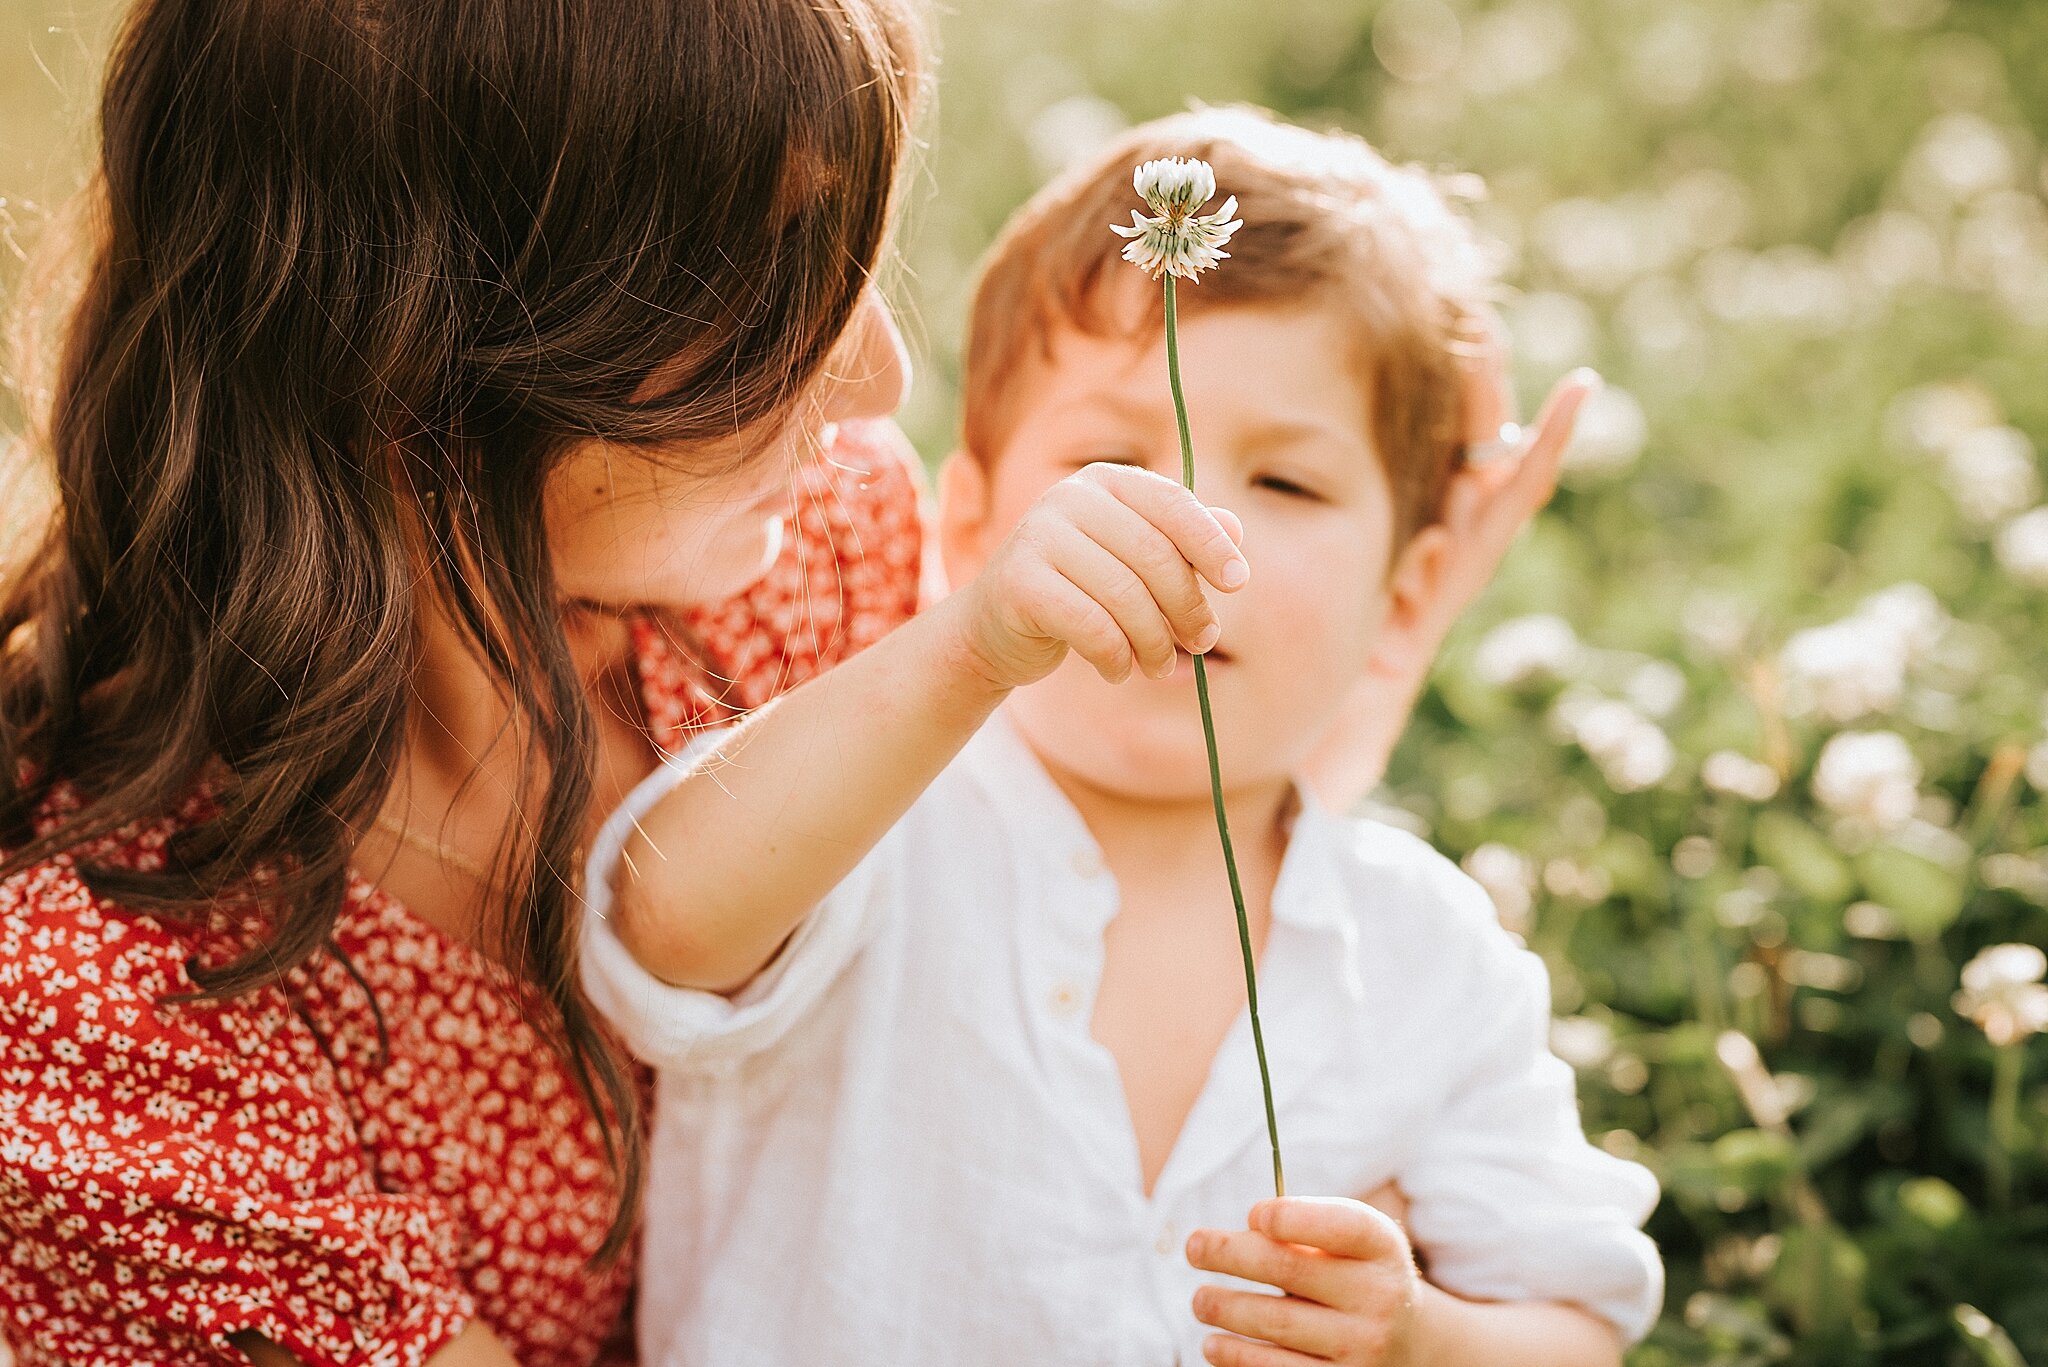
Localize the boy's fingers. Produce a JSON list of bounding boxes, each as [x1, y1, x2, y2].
[[1026, 562, 1133, 683], [1063, 481, 1219, 657], [1250, 1197, 1409, 1265], [1193, 1287, 1352, 1360], [1185, 1227, 1353, 1308], [1038, 518, 1184, 679], [1201, 1334, 1326, 1367], [1087, 462, 1249, 593]]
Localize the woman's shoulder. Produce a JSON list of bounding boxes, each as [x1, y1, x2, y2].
[[1, 784, 250, 1007]]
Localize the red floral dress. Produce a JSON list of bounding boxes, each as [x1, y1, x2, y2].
[[0, 419, 926, 1367]]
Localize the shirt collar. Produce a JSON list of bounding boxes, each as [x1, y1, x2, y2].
[[961, 708, 1354, 944]]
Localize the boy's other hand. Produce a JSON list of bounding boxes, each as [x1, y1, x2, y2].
[[950, 462, 1247, 692], [1187, 1196, 1427, 1367]]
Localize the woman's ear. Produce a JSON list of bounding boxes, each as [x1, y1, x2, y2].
[[1364, 523, 1455, 684], [935, 451, 995, 595]]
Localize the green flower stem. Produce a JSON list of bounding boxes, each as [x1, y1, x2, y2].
[[1988, 1039, 2022, 1213], [1164, 274, 1285, 1199]]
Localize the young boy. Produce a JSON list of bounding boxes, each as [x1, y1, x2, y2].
[[582, 108, 1662, 1366]]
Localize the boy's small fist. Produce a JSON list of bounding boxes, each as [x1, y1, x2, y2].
[[1188, 1197, 1423, 1367], [951, 462, 1245, 692]]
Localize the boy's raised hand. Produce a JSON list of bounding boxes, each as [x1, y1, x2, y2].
[[1187, 1197, 1424, 1367], [949, 461, 1248, 692]]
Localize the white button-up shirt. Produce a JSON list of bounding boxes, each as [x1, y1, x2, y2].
[[583, 716, 1662, 1367]]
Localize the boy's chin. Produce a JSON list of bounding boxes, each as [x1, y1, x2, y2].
[[1010, 701, 1280, 803]]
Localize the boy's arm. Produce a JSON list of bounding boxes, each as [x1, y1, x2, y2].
[[609, 463, 1248, 993], [1186, 1198, 1622, 1367]]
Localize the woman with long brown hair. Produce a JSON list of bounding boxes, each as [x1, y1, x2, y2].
[[0, 1, 1584, 1364]]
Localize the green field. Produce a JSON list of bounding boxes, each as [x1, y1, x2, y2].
[[5, 1, 2047, 1361]]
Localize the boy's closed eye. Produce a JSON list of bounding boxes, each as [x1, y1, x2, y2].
[[1250, 471, 1328, 502]]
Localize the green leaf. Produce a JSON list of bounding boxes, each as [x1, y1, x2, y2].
[[1752, 810, 1856, 905], [1857, 845, 1965, 941]]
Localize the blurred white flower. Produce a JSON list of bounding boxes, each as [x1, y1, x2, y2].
[[1026, 95, 1127, 179], [1373, 0, 1463, 83], [1884, 380, 2002, 457], [1856, 582, 1949, 657], [1506, 291, 1599, 371], [1475, 613, 1581, 687], [1903, 113, 2018, 211], [1550, 1015, 1616, 1070], [1812, 730, 1922, 831], [1780, 620, 1907, 722], [1565, 384, 1648, 475], [1625, 660, 1687, 719], [1703, 751, 1781, 802], [1995, 507, 2048, 587], [1463, 843, 1538, 934], [1943, 425, 2039, 526], [1835, 210, 1945, 295], [2026, 740, 2048, 791], [1953, 943, 2048, 1047], [1555, 690, 1675, 792], [1461, 0, 1576, 95], [1112, 159, 1242, 281], [1733, 0, 1819, 86], [1629, 9, 1721, 109], [1778, 585, 1946, 724]]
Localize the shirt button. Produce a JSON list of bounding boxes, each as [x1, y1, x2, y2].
[[1069, 847, 1106, 880], [1048, 981, 1083, 1018], [1154, 1220, 1178, 1256]]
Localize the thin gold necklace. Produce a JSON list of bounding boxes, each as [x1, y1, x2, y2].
[[372, 811, 499, 886]]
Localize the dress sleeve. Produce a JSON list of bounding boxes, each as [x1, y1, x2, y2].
[[1395, 899, 1665, 1344], [579, 731, 890, 1072], [632, 416, 926, 755], [0, 860, 474, 1367]]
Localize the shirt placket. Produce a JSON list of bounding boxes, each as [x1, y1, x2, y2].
[[1027, 836, 1186, 1366]]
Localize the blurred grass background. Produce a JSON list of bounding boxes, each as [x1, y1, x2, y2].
[[6, 1, 2048, 1362]]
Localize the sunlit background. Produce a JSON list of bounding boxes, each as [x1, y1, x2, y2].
[[5, 1, 2048, 1363]]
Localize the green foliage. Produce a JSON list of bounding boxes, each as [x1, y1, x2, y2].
[[6, 0, 2048, 1360], [904, 0, 2048, 1361]]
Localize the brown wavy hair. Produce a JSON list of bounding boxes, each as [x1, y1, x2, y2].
[[0, 0, 923, 1253], [963, 106, 1492, 543]]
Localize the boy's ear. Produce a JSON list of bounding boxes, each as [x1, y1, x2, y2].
[[1363, 524, 1455, 684], [935, 451, 994, 594]]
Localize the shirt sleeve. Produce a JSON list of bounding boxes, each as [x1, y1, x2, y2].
[[1395, 882, 1665, 1343], [579, 731, 889, 1072], [0, 862, 474, 1367]]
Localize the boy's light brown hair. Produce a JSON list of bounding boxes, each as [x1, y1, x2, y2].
[[963, 106, 1496, 542]]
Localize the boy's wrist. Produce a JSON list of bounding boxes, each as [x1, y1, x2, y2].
[[917, 586, 1022, 707]]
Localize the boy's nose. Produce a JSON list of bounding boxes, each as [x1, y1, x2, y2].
[[819, 289, 911, 423]]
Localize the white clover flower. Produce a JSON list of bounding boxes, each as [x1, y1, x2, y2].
[[1856, 582, 1949, 657], [1550, 1016, 1617, 1070], [1778, 583, 1949, 724], [1474, 613, 1581, 688], [1112, 157, 1243, 281], [1812, 730, 1922, 831], [1953, 943, 2048, 1047], [1996, 507, 2048, 588], [1702, 750, 1781, 802], [1943, 425, 2039, 526], [1462, 842, 1537, 935], [1555, 690, 1674, 792]]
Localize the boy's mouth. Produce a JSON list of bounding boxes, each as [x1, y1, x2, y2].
[[1176, 644, 1233, 668]]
